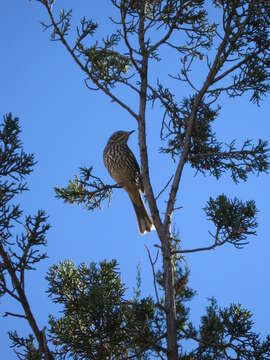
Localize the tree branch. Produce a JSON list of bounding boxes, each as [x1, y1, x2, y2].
[[3, 312, 27, 319], [155, 175, 174, 201], [120, 6, 141, 73], [145, 245, 160, 304], [0, 242, 54, 360], [43, 2, 139, 121], [137, 14, 163, 233], [164, 18, 233, 231], [150, 2, 185, 52], [172, 239, 228, 255]]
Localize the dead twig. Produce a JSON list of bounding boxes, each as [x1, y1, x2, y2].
[[145, 245, 160, 304]]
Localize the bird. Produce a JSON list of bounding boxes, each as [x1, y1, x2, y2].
[[103, 130, 154, 234]]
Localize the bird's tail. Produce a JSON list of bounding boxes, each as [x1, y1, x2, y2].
[[126, 186, 155, 235]]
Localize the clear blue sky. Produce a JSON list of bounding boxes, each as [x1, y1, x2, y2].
[[1, 1, 270, 358]]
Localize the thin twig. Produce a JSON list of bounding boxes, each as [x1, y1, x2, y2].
[[14, 350, 24, 360], [120, 7, 141, 73], [3, 312, 27, 319], [172, 230, 228, 255], [172, 241, 227, 254], [145, 245, 160, 304], [150, 3, 185, 52], [155, 175, 174, 201]]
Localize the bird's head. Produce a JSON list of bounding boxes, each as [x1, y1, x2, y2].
[[107, 130, 135, 144]]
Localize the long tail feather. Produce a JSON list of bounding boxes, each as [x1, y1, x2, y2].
[[126, 187, 154, 234]]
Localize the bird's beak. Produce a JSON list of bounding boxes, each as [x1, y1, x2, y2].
[[128, 130, 135, 136]]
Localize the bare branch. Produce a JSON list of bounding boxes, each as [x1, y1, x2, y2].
[[145, 245, 160, 304], [3, 285, 21, 302], [120, 7, 141, 73], [172, 239, 228, 255], [137, 17, 163, 233], [3, 312, 27, 319], [155, 175, 174, 201], [14, 350, 24, 360]]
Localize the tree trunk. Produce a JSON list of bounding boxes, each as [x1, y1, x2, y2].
[[162, 232, 178, 360], [138, 55, 178, 360]]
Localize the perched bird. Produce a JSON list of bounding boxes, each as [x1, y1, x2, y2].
[[103, 130, 154, 234]]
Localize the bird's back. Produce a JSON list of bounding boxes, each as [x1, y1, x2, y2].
[[103, 141, 142, 189]]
